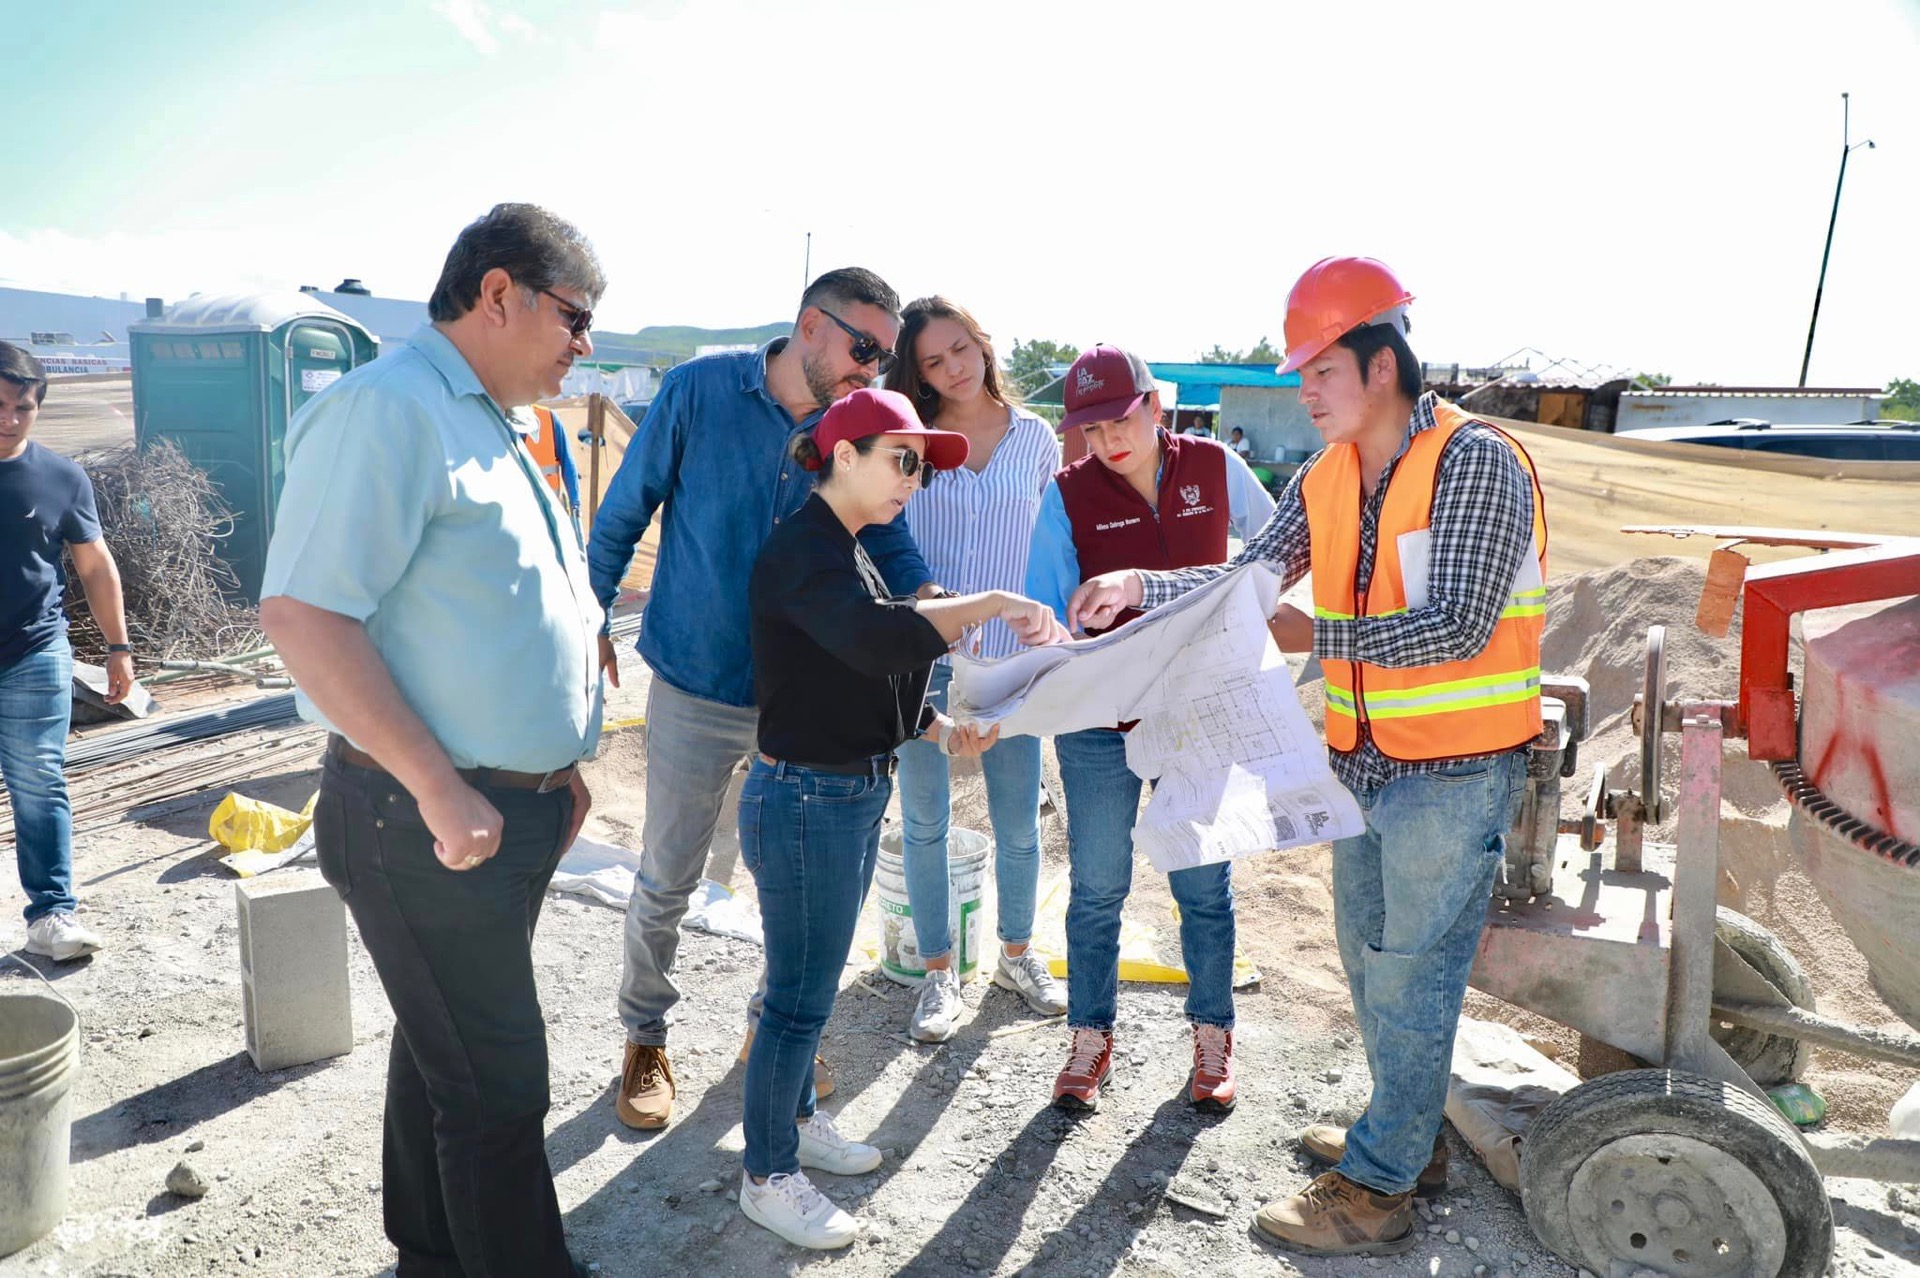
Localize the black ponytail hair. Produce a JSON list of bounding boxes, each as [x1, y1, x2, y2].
[[790, 430, 880, 483]]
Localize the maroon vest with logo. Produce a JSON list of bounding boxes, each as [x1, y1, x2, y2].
[[1056, 432, 1232, 634]]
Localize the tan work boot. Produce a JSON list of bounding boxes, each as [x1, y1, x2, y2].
[[1298, 1123, 1449, 1197], [1254, 1171, 1417, 1256], [616, 1043, 675, 1129], [737, 1024, 837, 1100]]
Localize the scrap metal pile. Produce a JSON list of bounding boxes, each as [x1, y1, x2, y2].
[[62, 439, 264, 662]]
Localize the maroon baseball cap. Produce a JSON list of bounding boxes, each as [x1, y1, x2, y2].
[[812, 387, 970, 471], [1061, 344, 1156, 430]]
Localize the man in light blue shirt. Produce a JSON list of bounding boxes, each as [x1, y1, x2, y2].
[[262, 203, 604, 1278], [587, 267, 934, 1130]]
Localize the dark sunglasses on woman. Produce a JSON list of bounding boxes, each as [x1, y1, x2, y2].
[[872, 445, 936, 487]]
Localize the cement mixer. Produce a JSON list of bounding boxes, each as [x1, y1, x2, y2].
[[1466, 530, 1920, 1278]]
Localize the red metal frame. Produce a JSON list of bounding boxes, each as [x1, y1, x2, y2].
[[1740, 540, 1920, 760]]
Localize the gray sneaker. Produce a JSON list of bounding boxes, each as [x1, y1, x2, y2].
[[993, 947, 1067, 1016], [909, 967, 963, 1042]]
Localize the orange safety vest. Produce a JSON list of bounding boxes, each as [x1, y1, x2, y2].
[[524, 405, 571, 510], [1304, 400, 1548, 761]]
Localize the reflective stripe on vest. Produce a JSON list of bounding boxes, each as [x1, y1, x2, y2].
[[1305, 399, 1548, 760]]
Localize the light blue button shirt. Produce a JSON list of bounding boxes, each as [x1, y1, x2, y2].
[[262, 324, 603, 771]]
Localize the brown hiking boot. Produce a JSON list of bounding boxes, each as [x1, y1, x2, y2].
[[616, 1043, 675, 1129], [1298, 1123, 1449, 1197], [1051, 1028, 1114, 1112], [737, 1024, 836, 1100], [1188, 1024, 1236, 1111], [1254, 1171, 1417, 1256]]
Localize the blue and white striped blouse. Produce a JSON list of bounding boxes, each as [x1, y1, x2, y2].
[[906, 404, 1061, 661]]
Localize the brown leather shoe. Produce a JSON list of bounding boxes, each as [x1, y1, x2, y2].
[[616, 1043, 675, 1129], [1298, 1123, 1448, 1197], [1254, 1171, 1417, 1256], [737, 1024, 836, 1100]]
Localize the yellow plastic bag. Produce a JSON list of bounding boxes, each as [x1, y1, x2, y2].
[[209, 791, 317, 854]]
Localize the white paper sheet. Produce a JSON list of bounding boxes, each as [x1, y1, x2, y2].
[[952, 566, 1363, 872]]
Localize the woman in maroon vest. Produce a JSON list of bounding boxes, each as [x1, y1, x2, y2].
[[1024, 345, 1274, 1113]]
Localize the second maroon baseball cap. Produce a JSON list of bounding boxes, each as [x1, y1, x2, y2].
[[812, 387, 970, 471], [1061, 344, 1156, 430]]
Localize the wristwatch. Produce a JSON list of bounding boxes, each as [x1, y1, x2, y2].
[[106, 643, 133, 654]]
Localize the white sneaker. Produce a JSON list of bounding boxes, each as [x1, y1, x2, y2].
[[795, 1111, 882, 1175], [909, 966, 963, 1043], [993, 946, 1067, 1016], [739, 1170, 858, 1250], [24, 911, 102, 962]]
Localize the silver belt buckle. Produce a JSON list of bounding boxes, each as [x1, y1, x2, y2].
[[537, 767, 570, 794]]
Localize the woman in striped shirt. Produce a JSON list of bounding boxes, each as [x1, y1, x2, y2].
[[887, 296, 1067, 1044]]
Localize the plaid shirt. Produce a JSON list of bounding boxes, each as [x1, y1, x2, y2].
[[1139, 392, 1537, 793]]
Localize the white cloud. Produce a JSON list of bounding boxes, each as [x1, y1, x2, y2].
[[432, 0, 501, 56]]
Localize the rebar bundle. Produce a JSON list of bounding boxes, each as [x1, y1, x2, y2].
[[63, 440, 264, 661]]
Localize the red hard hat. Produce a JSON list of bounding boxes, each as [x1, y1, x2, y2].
[[1277, 257, 1415, 375]]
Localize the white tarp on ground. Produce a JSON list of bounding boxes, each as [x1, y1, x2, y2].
[[549, 835, 762, 945]]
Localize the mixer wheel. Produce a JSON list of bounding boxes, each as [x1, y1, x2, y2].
[[1712, 907, 1815, 1085], [1521, 1068, 1832, 1278]]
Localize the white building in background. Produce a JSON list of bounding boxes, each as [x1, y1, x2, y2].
[[1614, 386, 1884, 433]]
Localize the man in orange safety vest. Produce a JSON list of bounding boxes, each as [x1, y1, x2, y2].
[[524, 403, 582, 529], [1067, 256, 1546, 1258]]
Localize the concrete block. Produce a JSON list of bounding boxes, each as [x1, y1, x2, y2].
[[235, 870, 353, 1071]]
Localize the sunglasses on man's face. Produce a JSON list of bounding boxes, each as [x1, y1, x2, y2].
[[818, 307, 897, 375], [538, 287, 594, 338], [872, 445, 936, 487]]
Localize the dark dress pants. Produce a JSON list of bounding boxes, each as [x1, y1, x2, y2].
[[313, 754, 576, 1278]]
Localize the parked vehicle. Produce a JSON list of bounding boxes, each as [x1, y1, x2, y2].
[[1628, 419, 1920, 462]]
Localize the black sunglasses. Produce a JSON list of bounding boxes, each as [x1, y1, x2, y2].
[[872, 445, 936, 487], [538, 287, 594, 338], [818, 307, 897, 375]]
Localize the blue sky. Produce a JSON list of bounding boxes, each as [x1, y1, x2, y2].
[[8, 0, 1919, 387]]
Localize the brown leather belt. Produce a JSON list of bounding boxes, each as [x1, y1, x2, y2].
[[327, 735, 576, 794]]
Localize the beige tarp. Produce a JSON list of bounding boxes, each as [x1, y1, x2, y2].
[[1490, 417, 1920, 578]]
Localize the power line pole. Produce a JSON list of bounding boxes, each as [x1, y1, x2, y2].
[[1799, 93, 1875, 387]]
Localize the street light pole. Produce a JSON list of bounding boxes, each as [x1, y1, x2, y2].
[[1798, 92, 1875, 387], [803, 231, 812, 291]]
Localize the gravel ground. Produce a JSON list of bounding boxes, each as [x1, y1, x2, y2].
[[2, 651, 1916, 1276]]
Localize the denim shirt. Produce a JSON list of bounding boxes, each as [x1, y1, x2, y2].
[[587, 340, 932, 708]]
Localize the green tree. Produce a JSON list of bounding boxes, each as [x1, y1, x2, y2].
[[1634, 371, 1673, 388], [1007, 338, 1079, 396], [1200, 336, 1281, 365], [1883, 377, 1920, 422]]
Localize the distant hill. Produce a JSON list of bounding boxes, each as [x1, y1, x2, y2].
[[604, 322, 788, 359]]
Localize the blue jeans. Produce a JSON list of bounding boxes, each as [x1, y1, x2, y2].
[[738, 756, 891, 1179], [0, 637, 76, 923], [1054, 727, 1236, 1032], [896, 664, 1043, 960], [1333, 751, 1526, 1196]]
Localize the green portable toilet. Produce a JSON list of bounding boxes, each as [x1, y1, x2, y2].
[[130, 293, 378, 601]]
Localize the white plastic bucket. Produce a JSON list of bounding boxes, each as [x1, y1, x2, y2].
[[0, 990, 80, 1257], [875, 828, 992, 986]]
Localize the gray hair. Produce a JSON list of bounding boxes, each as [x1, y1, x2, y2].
[[428, 203, 606, 322]]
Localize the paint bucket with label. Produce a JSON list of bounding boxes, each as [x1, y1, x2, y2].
[[874, 828, 992, 986], [0, 987, 80, 1256]]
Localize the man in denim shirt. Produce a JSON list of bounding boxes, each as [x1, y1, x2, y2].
[[589, 268, 933, 1129]]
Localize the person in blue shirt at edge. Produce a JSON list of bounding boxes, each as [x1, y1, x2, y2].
[[734, 387, 1066, 1250], [884, 296, 1067, 1044], [1025, 344, 1274, 1116], [0, 341, 134, 963], [1066, 257, 1545, 1257], [588, 268, 944, 1131]]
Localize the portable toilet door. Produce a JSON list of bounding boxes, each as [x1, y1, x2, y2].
[[130, 293, 376, 601]]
